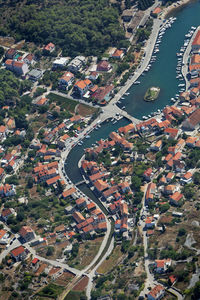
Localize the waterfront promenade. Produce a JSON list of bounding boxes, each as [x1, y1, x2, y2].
[[110, 17, 163, 106], [182, 26, 199, 89]]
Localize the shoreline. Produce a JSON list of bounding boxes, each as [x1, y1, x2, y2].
[[162, 0, 197, 19]]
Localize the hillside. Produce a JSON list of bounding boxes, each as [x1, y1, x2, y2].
[[0, 0, 127, 56]]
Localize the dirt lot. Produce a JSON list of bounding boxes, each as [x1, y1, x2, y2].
[[0, 37, 15, 47], [55, 271, 75, 286], [76, 103, 98, 117], [72, 276, 89, 291], [97, 245, 124, 274], [68, 237, 104, 270]]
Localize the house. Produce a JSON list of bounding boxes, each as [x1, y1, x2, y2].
[[73, 79, 92, 97], [164, 127, 179, 139], [185, 136, 198, 147], [154, 259, 171, 273], [76, 197, 86, 209], [5, 48, 17, 59], [166, 172, 175, 182], [92, 85, 114, 104], [119, 182, 130, 193], [0, 229, 9, 244], [72, 211, 85, 223], [0, 184, 16, 197], [146, 183, 156, 202], [180, 172, 193, 184], [44, 42, 55, 53], [147, 284, 165, 300], [120, 202, 128, 217], [145, 217, 155, 229], [28, 69, 43, 81], [89, 71, 99, 81], [170, 192, 183, 206], [143, 168, 153, 181], [94, 179, 109, 193], [5, 60, 29, 76], [182, 108, 200, 130], [191, 54, 200, 64], [11, 246, 27, 262], [19, 226, 35, 242], [151, 140, 162, 151], [68, 56, 86, 73], [151, 7, 162, 17], [24, 53, 35, 65], [164, 185, 177, 195], [1, 208, 15, 222], [112, 49, 124, 60], [192, 30, 200, 52], [62, 187, 76, 199], [96, 60, 112, 72], [59, 71, 74, 88], [53, 57, 69, 69], [36, 97, 48, 106]]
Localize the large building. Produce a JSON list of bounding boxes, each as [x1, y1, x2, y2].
[[192, 30, 200, 52], [182, 108, 200, 130]]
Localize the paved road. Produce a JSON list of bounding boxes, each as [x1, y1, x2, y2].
[[168, 287, 183, 300]]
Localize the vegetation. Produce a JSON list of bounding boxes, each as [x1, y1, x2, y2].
[[0, 0, 127, 57], [144, 86, 160, 102], [138, 0, 155, 10], [37, 283, 64, 299]]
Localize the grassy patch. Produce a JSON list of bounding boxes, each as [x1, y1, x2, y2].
[[68, 237, 103, 270], [144, 86, 160, 101], [97, 245, 123, 274], [47, 93, 77, 113], [64, 291, 86, 300], [37, 283, 64, 299]]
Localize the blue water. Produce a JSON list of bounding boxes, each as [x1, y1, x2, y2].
[[118, 0, 200, 119]]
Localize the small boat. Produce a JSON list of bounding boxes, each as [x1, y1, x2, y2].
[[148, 114, 151, 118], [142, 116, 148, 120], [134, 81, 140, 84], [124, 92, 130, 95], [85, 135, 90, 139]]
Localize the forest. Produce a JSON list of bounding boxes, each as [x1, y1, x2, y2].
[[0, 0, 128, 57]]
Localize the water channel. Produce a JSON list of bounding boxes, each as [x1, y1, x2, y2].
[[65, 0, 200, 201]]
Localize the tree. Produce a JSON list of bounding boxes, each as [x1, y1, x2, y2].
[[0, 47, 4, 59], [178, 228, 186, 236], [131, 175, 142, 191], [46, 246, 54, 256]]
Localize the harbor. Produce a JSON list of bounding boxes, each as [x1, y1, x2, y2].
[[64, 0, 200, 191]]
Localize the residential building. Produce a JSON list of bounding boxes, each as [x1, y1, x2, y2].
[[11, 246, 27, 262], [59, 71, 74, 88], [96, 60, 112, 72], [147, 285, 165, 300], [73, 79, 92, 97], [5, 59, 29, 76], [1, 208, 16, 222], [53, 57, 69, 69], [44, 42, 55, 53], [28, 69, 43, 81], [24, 53, 35, 65], [68, 56, 86, 73], [182, 108, 200, 130], [19, 226, 35, 242], [192, 30, 200, 52]]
